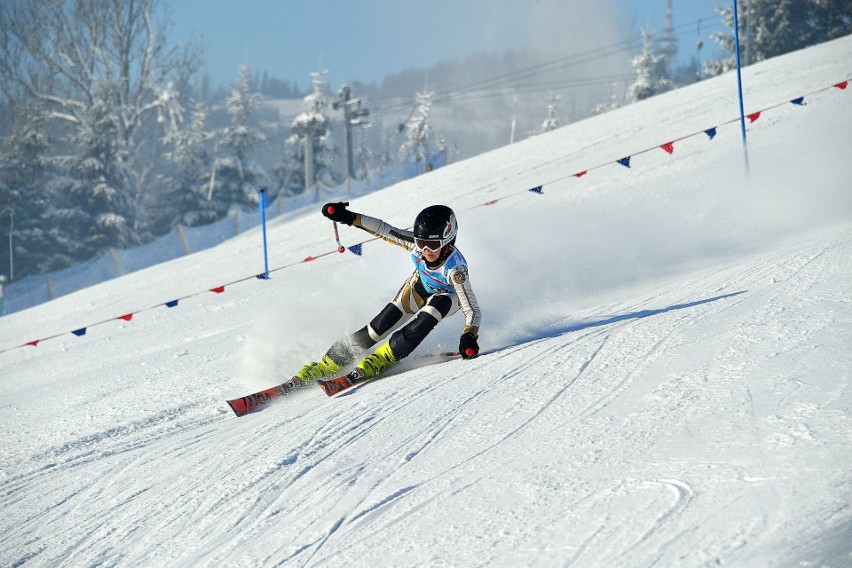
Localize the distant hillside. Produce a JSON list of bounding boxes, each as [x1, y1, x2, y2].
[[209, 48, 635, 173]]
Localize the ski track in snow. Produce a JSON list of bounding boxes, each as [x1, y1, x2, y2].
[[3, 225, 850, 567], [2, 36, 852, 567]]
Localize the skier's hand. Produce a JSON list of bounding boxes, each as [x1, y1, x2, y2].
[[322, 202, 356, 226], [459, 332, 479, 359]]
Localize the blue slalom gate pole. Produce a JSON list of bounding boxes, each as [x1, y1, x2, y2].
[[733, 0, 750, 172], [258, 188, 270, 279]]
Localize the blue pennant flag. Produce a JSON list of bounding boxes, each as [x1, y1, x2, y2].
[[528, 185, 543, 194], [72, 328, 87, 337], [349, 244, 363, 256], [790, 96, 806, 106], [165, 300, 179, 308], [705, 127, 717, 140], [617, 157, 631, 168]]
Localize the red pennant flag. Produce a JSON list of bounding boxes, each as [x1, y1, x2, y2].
[[661, 142, 674, 154], [835, 81, 848, 90], [574, 171, 587, 178], [118, 314, 134, 321], [484, 200, 499, 206], [303, 256, 316, 262], [210, 286, 225, 294], [26, 340, 40, 347], [747, 112, 761, 123]]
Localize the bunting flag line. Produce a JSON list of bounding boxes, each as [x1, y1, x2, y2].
[[3, 77, 848, 357]]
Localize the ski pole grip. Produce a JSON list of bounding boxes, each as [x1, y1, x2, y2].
[[327, 205, 336, 215]]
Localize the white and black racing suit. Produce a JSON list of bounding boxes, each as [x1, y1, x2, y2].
[[325, 213, 482, 365]]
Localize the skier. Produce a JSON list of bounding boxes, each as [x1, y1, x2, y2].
[[293, 202, 481, 385]]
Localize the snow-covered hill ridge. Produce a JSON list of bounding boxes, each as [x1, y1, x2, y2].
[[1, 36, 851, 567]]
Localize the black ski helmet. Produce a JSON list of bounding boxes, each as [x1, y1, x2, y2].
[[413, 205, 457, 252]]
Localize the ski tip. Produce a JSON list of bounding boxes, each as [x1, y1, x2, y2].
[[227, 398, 252, 417]]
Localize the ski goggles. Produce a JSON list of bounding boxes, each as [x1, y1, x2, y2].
[[415, 238, 444, 252]]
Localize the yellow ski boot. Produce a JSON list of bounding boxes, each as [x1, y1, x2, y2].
[[355, 342, 399, 379], [293, 354, 341, 385], [318, 343, 400, 396]]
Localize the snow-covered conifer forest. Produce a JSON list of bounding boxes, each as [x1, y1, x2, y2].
[[1, 0, 849, 283]]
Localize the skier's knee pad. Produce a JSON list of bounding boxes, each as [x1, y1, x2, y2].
[[423, 294, 453, 319], [389, 311, 440, 359], [369, 303, 405, 338]]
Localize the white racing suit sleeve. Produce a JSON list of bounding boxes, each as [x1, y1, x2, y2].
[[353, 213, 415, 251], [449, 265, 482, 336]]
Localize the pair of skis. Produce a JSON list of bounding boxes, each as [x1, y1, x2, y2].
[[226, 351, 461, 417], [225, 374, 367, 417]]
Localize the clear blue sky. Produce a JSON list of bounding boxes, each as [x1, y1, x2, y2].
[[168, 0, 726, 90]]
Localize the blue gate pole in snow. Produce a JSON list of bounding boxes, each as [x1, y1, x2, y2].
[[733, 0, 750, 172], [258, 188, 270, 279]]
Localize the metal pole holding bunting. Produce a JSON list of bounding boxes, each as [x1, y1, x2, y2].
[[257, 189, 270, 279], [733, 0, 750, 173]]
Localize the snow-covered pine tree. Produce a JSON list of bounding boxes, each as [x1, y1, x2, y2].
[[0, 105, 55, 279], [705, 1, 852, 77], [352, 128, 374, 182], [628, 28, 673, 101], [541, 94, 562, 133], [591, 83, 623, 115], [399, 91, 436, 171], [0, 0, 198, 271], [288, 70, 339, 195], [59, 83, 140, 257], [211, 65, 269, 211], [159, 100, 219, 229], [380, 130, 398, 169], [272, 133, 302, 197]]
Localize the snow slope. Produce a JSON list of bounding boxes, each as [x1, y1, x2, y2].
[[1, 36, 851, 567]]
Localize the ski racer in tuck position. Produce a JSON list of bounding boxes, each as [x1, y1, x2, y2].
[[293, 202, 482, 385]]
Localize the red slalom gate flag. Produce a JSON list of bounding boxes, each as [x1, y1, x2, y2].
[[834, 81, 848, 90], [210, 286, 225, 294], [661, 142, 675, 154], [118, 314, 134, 321], [747, 112, 761, 123]]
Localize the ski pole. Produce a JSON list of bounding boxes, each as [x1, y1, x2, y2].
[[326, 204, 346, 253], [332, 222, 345, 253]]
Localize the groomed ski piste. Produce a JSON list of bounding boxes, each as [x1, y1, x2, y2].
[[2, 36, 851, 567]]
